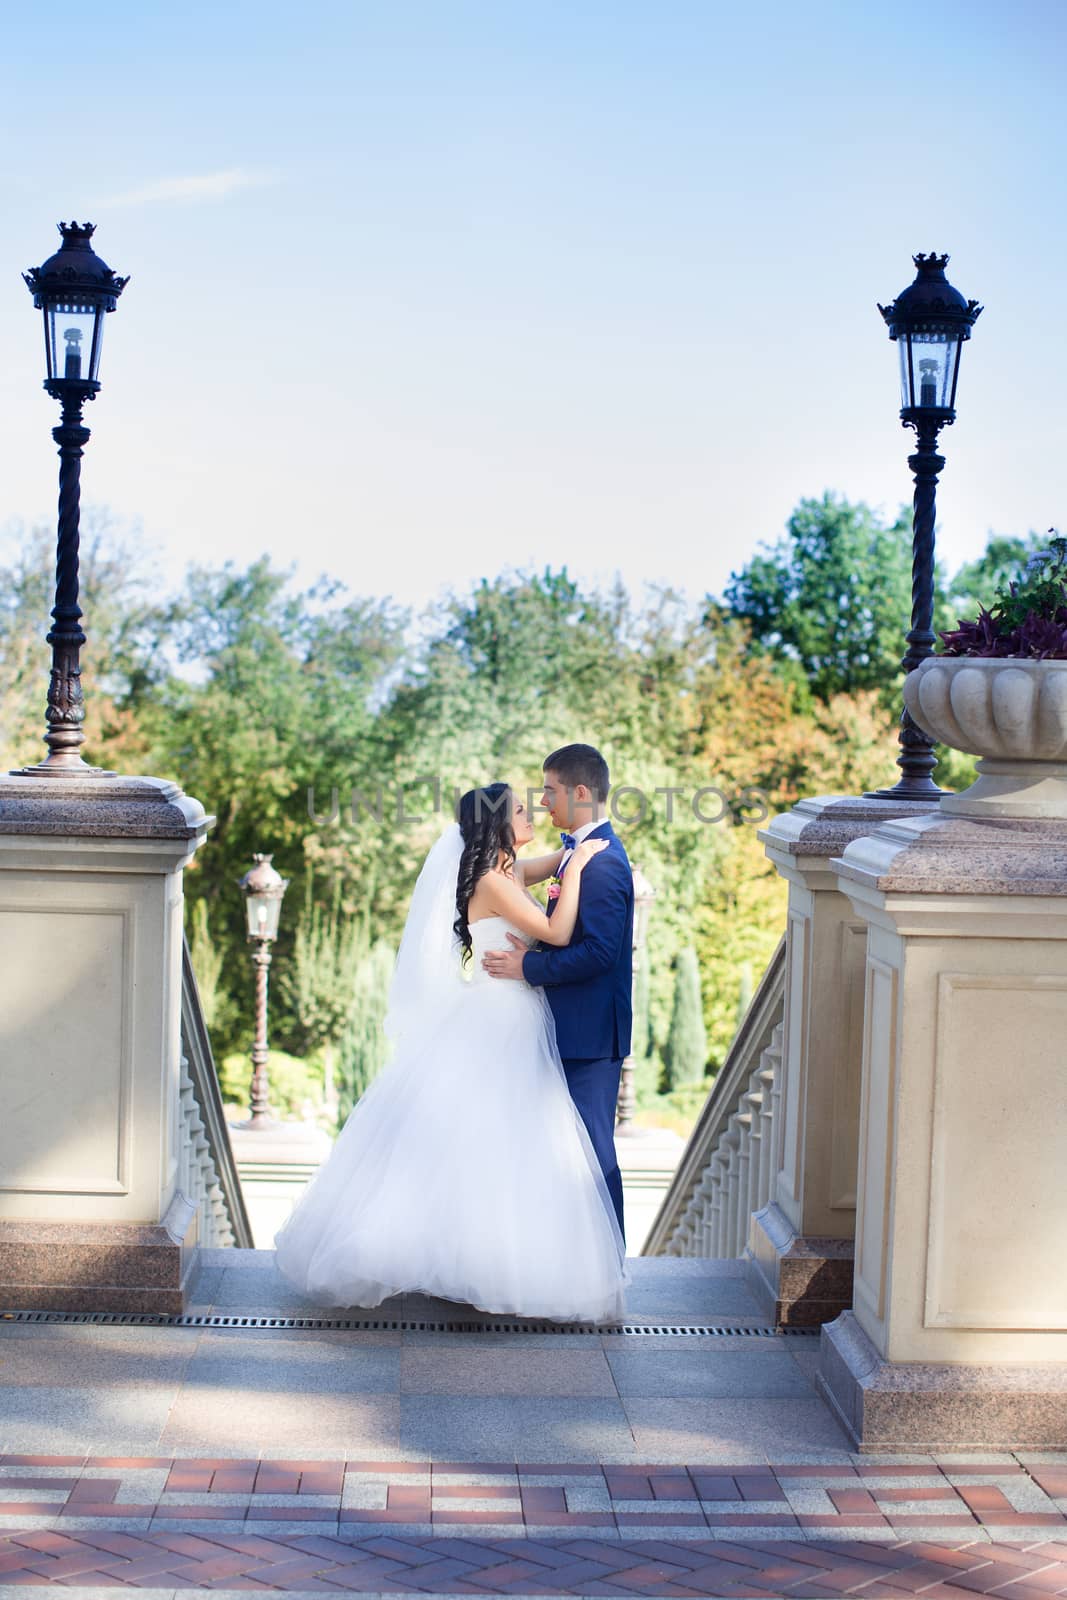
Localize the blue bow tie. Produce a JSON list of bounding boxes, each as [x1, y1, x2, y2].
[[560, 832, 576, 849]]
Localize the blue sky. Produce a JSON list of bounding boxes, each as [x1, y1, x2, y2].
[[1, 0, 1065, 615]]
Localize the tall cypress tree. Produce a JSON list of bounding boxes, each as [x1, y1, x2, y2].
[[665, 947, 708, 1089]]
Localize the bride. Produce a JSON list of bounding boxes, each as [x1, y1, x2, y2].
[[273, 781, 629, 1323]]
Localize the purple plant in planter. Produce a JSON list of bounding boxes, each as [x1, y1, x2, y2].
[[939, 533, 1067, 659]]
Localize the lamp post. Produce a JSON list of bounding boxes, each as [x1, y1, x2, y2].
[[617, 864, 657, 1134], [871, 252, 982, 800], [19, 223, 128, 777], [236, 853, 290, 1130]]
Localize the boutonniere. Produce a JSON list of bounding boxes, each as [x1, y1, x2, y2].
[[546, 876, 562, 903]]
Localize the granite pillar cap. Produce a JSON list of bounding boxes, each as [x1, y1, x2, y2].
[[0, 772, 214, 840], [759, 792, 942, 859], [834, 810, 1067, 896]]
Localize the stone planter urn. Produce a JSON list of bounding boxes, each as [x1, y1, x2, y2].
[[903, 656, 1067, 818]]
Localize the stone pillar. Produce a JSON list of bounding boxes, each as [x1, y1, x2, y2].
[[748, 796, 938, 1326], [819, 811, 1067, 1448], [0, 775, 212, 1313]]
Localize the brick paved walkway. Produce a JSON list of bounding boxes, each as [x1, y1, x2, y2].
[[1, 1454, 1066, 1593], [2, 1258, 1065, 1593]]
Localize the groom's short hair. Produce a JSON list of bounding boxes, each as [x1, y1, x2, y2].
[[544, 744, 610, 802]]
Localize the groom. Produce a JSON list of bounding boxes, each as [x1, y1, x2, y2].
[[483, 743, 633, 1238]]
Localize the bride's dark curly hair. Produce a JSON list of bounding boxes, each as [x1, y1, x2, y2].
[[454, 782, 515, 963]]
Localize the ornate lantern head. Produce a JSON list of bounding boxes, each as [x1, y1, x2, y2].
[[878, 253, 982, 425], [24, 222, 128, 401], [238, 853, 290, 942]]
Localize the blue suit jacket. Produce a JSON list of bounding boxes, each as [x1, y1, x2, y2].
[[522, 821, 634, 1061]]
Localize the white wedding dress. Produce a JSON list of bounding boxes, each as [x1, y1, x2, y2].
[[273, 911, 629, 1323]]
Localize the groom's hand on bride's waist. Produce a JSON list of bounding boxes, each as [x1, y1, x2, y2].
[[482, 932, 527, 981]]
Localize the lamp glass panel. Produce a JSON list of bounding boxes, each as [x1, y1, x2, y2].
[[45, 303, 100, 383], [897, 338, 913, 412], [245, 894, 282, 940], [906, 329, 960, 409]]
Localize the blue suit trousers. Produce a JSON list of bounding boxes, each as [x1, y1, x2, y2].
[[563, 1056, 625, 1242]]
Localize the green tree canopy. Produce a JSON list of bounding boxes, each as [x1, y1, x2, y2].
[[945, 532, 1052, 629], [4, 502, 1037, 1086], [722, 492, 928, 702]]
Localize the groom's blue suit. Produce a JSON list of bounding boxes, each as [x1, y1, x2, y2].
[[522, 820, 633, 1238]]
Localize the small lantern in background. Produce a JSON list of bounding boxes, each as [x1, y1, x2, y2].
[[236, 853, 290, 1129]]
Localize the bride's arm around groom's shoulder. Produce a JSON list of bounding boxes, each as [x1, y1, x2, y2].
[[479, 840, 607, 949], [521, 847, 631, 987]]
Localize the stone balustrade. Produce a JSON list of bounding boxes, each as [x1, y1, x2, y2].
[[178, 936, 253, 1250], [643, 941, 784, 1260]]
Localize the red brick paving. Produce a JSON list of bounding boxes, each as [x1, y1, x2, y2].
[[827, 1487, 879, 1514], [957, 1485, 1017, 1515], [0, 1452, 1065, 1590]]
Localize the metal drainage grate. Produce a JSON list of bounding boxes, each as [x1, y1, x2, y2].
[[1, 1308, 819, 1337]]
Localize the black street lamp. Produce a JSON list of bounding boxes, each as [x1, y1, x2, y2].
[[871, 252, 982, 800], [235, 853, 290, 1130], [19, 222, 128, 777]]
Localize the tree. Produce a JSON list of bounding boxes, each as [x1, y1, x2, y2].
[[722, 492, 929, 702], [336, 940, 396, 1126], [0, 514, 166, 772], [278, 879, 364, 1110], [9, 511, 1032, 1129], [186, 898, 232, 1035], [143, 557, 405, 1058], [664, 947, 708, 1089], [945, 532, 1051, 629]]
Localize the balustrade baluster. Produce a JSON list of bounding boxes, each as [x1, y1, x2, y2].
[[696, 1168, 716, 1254], [743, 1075, 764, 1246], [711, 1144, 732, 1256], [721, 1123, 743, 1257], [757, 1058, 777, 1210], [733, 1111, 753, 1256], [768, 1022, 785, 1182]]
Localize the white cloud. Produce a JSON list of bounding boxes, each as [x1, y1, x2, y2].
[[99, 168, 277, 208]]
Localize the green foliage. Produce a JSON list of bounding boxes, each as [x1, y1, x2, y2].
[[945, 533, 1052, 627], [279, 877, 363, 1059], [990, 535, 1067, 632], [0, 515, 167, 770], [665, 947, 708, 1089], [217, 1048, 325, 1121], [2, 497, 1042, 1143], [662, 1077, 715, 1123], [735, 961, 754, 1029], [146, 559, 406, 1059], [337, 940, 396, 1126], [937, 535, 1067, 661], [633, 1051, 713, 1133], [723, 492, 934, 703], [186, 898, 233, 1036]]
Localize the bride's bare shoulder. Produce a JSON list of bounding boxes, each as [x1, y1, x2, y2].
[[469, 866, 514, 911]]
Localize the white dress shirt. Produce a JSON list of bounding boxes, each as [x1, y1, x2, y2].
[[567, 815, 609, 847], [559, 814, 609, 873]]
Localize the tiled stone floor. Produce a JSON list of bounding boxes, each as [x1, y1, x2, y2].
[[0, 1253, 1064, 1595]]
